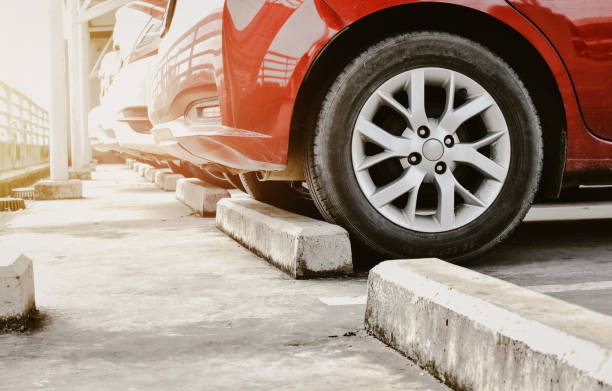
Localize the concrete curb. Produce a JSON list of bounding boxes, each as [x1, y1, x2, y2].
[[0, 164, 50, 197], [155, 171, 183, 191], [365, 259, 612, 391], [176, 178, 229, 216], [216, 198, 353, 279], [1, 250, 35, 333], [34, 180, 83, 200]]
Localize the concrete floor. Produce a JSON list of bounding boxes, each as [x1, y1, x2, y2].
[[0, 165, 447, 391], [470, 191, 612, 316], [2, 164, 611, 389]]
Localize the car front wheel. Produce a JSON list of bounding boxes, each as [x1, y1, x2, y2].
[[305, 32, 543, 263]]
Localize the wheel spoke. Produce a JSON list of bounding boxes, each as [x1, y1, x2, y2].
[[434, 171, 456, 229], [455, 180, 485, 208], [469, 130, 507, 150], [454, 144, 506, 182], [355, 117, 411, 153], [438, 93, 494, 134], [443, 71, 456, 118], [355, 151, 396, 171], [403, 181, 422, 224], [408, 69, 428, 130], [377, 91, 412, 121], [369, 168, 425, 208]]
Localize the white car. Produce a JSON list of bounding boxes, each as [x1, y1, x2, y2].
[[90, 1, 170, 164]]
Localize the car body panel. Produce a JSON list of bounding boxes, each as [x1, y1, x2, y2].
[[149, 0, 612, 180], [508, 0, 612, 141]]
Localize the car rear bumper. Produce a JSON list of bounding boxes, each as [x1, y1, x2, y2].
[[151, 117, 286, 171]]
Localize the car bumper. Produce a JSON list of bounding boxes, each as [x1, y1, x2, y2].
[[151, 117, 286, 171]]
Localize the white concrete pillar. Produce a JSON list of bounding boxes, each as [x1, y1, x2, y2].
[[48, 0, 70, 181], [77, 21, 92, 164], [67, 0, 84, 169]]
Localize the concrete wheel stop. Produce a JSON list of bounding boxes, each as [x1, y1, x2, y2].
[[365, 259, 612, 391], [137, 163, 153, 177], [216, 198, 353, 279], [176, 178, 229, 216], [34, 180, 83, 200], [155, 171, 183, 191], [145, 167, 168, 183], [1, 249, 36, 333]]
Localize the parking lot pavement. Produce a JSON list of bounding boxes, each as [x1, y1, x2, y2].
[[0, 165, 447, 391], [469, 188, 612, 317]]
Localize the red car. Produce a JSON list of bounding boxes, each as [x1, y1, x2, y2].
[[149, 0, 612, 262]]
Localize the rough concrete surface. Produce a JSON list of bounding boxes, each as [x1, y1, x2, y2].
[[69, 169, 92, 180], [0, 249, 35, 332], [0, 165, 447, 390], [176, 178, 229, 216], [216, 198, 353, 279], [154, 171, 182, 191], [366, 259, 612, 391], [34, 180, 83, 200]]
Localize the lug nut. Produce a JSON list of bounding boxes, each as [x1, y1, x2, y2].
[[417, 126, 430, 138], [444, 135, 455, 148], [408, 153, 422, 165], [435, 162, 447, 174]]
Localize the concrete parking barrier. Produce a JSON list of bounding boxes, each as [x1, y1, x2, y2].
[[1, 249, 35, 332], [145, 167, 168, 183], [34, 180, 83, 200], [132, 162, 141, 172], [365, 259, 612, 391], [137, 163, 152, 177], [126, 158, 135, 169], [216, 198, 353, 279], [155, 171, 183, 191], [176, 178, 229, 216]]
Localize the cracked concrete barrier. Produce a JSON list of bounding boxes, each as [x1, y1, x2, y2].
[[155, 171, 183, 191], [365, 259, 612, 391], [1, 250, 35, 332], [216, 198, 353, 279], [176, 178, 229, 216]]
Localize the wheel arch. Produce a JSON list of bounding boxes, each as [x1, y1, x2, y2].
[[291, 2, 566, 198]]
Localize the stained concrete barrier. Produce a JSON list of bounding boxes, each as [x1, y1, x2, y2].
[[1, 250, 35, 332], [365, 259, 612, 391], [176, 178, 229, 216], [216, 198, 353, 279], [34, 180, 83, 200], [155, 171, 183, 191]]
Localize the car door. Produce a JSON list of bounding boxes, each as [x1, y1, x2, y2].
[[508, 0, 612, 140]]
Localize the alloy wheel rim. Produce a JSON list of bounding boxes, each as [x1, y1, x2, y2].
[[351, 67, 511, 233]]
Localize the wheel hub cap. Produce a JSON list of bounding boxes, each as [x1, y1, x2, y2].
[[422, 139, 444, 161]]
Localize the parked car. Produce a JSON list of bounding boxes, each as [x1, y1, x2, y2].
[[149, 0, 612, 262]]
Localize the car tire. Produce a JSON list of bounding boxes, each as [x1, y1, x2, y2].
[[305, 32, 543, 263], [239, 173, 318, 216]]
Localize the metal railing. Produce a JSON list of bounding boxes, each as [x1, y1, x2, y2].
[[0, 80, 49, 145]]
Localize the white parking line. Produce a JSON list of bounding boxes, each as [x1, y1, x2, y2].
[[527, 281, 612, 294], [318, 296, 367, 306]]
